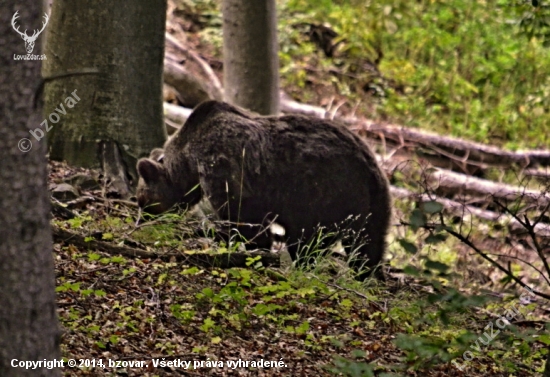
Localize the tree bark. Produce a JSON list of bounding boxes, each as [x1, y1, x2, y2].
[[0, 2, 61, 375], [222, 0, 280, 115], [43, 0, 168, 195]]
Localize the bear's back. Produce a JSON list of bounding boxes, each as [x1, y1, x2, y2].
[[139, 101, 391, 277]]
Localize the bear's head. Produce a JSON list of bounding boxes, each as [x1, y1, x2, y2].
[[136, 156, 180, 214], [136, 147, 202, 214]]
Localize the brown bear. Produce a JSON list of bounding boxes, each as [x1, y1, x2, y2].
[[136, 100, 391, 280]]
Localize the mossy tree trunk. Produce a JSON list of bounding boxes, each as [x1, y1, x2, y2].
[[0, 2, 61, 376], [43, 0, 167, 196], [222, 0, 280, 115]]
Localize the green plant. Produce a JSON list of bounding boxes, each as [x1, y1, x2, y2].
[[279, 0, 550, 148]]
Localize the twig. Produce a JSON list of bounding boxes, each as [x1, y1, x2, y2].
[[488, 252, 550, 287], [494, 199, 550, 280], [52, 225, 280, 268], [441, 225, 550, 300], [311, 275, 386, 312]]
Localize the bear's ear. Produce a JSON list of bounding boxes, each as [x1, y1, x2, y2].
[[137, 158, 162, 183], [149, 148, 165, 162]]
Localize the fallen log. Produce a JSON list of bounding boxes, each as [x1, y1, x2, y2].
[[428, 169, 550, 210], [390, 186, 550, 237], [159, 101, 550, 214], [164, 56, 212, 107], [163, 102, 190, 131], [280, 96, 327, 118], [159, 101, 550, 211], [524, 168, 550, 184], [279, 98, 550, 169], [165, 33, 224, 101], [160, 38, 550, 171], [53, 225, 280, 268], [351, 118, 550, 169]]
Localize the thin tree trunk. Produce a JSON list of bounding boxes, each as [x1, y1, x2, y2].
[[43, 0, 167, 196], [0, 2, 61, 375], [222, 0, 280, 115]]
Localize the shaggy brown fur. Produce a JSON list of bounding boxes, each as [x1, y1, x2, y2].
[[137, 101, 391, 280]]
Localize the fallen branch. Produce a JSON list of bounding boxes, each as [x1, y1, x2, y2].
[[390, 186, 550, 237], [165, 118, 182, 135], [52, 225, 280, 268], [428, 168, 550, 210], [350, 117, 550, 169], [164, 56, 212, 107], [347, 113, 550, 169], [441, 225, 550, 301], [160, 45, 550, 171], [164, 102, 191, 128], [280, 96, 327, 118], [165, 33, 224, 101], [157, 102, 550, 229], [279, 97, 550, 169], [524, 168, 550, 183]]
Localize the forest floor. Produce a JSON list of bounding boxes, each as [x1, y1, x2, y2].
[[50, 159, 548, 377]]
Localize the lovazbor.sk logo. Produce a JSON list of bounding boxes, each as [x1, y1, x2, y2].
[[11, 10, 48, 60]]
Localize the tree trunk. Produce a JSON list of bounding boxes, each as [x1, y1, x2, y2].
[[0, 2, 61, 376], [222, 0, 280, 115], [43, 0, 167, 196]]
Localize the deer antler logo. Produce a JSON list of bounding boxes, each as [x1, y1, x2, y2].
[[11, 11, 49, 54]]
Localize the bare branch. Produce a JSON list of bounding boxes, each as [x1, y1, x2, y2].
[[494, 200, 550, 279], [438, 225, 550, 300]]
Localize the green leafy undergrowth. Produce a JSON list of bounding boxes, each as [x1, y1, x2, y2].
[[55, 238, 547, 375], [52, 193, 548, 375], [278, 0, 550, 149], [174, 0, 550, 149]]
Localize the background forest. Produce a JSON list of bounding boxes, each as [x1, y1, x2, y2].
[[283, 0, 550, 148], [1, 0, 550, 376]]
